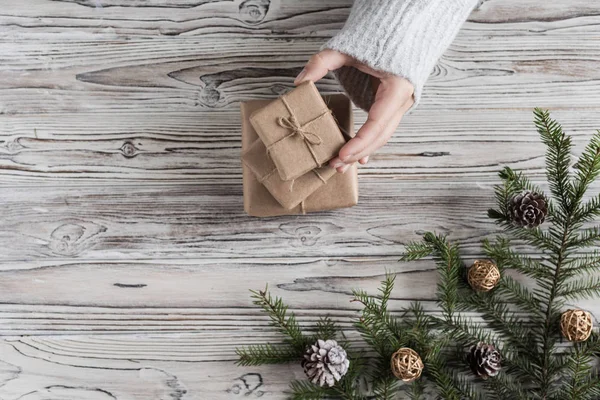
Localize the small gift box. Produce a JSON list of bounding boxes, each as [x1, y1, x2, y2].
[[241, 95, 357, 217], [249, 81, 346, 181], [241, 138, 337, 209]]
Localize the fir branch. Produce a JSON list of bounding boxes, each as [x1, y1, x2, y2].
[[574, 194, 600, 223], [352, 276, 406, 351], [314, 316, 339, 341], [496, 275, 544, 317], [462, 292, 539, 360], [426, 348, 484, 400], [379, 273, 396, 310], [407, 379, 426, 400], [562, 252, 600, 277], [289, 380, 327, 400], [419, 232, 463, 320], [566, 226, 600, 249], [431, 314, 497, 349], [484, 372, 531, 400], [250, 285, 308, 350], [557, 277, 600, 300], [235, 343, 300, 366], [482, 238, 553, 282], [557, 335, 600, 400], [534, 107, 574, 216], [401, 240, 435, 261], [571, 130, 600, 208], [371, 375, 400, 400]]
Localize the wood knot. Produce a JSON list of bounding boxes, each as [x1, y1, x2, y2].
[[238, 0, 270, 24], [198, 85, 222, 107], [120, 141, 139, 158], [287, 225, 322, 247], [227, 373, 264, 397], [49, 220, 107, 256]]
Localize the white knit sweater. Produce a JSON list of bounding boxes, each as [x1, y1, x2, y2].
[[325, 0, 478, 111]]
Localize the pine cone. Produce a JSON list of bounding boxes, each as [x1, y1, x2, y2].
[[302, 339, 350, 387], [468, 342, 501, 379], [510, 191, 547, 228]]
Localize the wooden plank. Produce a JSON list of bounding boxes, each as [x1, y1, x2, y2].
[[0, 257, 596, 335], [0, 336, 293, 399], [1, 0, 596, 38], [2, 14, 600, 183], [2, 29, 600, 114], [0, 180, 505, 261], [2, 180, 599, 261], [0, 0, 352, 37], [2, 108, 600, 183]]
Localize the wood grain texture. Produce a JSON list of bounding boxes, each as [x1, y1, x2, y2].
[[2, 0, 600, 398]]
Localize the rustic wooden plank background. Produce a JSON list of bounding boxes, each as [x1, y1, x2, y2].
[[1, 0, 600, 398]]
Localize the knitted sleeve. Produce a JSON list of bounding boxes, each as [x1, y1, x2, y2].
[[325, 0, 478, 111]]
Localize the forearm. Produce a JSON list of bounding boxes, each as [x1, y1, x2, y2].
[[325, 0, 478, 111]]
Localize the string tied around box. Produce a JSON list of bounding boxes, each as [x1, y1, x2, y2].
[[267, 94, 331, 169]]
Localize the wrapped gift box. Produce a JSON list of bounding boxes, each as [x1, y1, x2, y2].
[[241, 94, 358, 217], [249, 81, 346, 181]]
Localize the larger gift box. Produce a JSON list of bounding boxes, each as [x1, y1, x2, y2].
[[241, 94, 358, 217]]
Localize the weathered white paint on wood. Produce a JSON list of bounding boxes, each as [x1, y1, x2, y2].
[[1, 0, 600, 398]]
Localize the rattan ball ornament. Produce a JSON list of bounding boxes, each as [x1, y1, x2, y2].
[[560, 309, 593, 342], [467, 260, 500, 292], [390, 348, 424, 382]]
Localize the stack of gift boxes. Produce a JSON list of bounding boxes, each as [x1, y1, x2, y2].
[[240, 81, 359, 217]]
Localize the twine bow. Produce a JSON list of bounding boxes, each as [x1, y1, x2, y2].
[[276, 115, 323, 146], [267, 95, 331, 168]]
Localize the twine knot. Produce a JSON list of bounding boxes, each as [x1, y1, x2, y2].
[[276, 115, 323, 146]]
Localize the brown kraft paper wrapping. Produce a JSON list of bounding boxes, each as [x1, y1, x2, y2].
[[249, 81, 346, 181], [242, 138, 336, 210], [241, 95, 358, 217]]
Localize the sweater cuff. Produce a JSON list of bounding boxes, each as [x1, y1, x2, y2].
[[324, 0, 477, 111]]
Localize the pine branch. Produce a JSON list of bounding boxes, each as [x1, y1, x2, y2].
[[574, 194, 600, 223], [571, 130, 600, 208], [534, 107, 574, 217], [557, 335, 600, 400], [314, 316, 339, 341], [401, 240, 435, 261], [426, 347, 484, 400], [462, 292, 539, 360], [289, 380, 328, 400], [371, 375, 400, 400], [557, 277, 600, 300], [379, 273, 395, 310], [566, 226, 600, 249], [407, 379, 426, 400], [418, 232, 463, 320], [482, 238, 553, 282], [352, 275, 406, 351], [562, 252, 600, 277], [235, 343, 300, 366], [496, 275, 544, 317], [484, 372, 531, 400], [250, 285, 308, 350]]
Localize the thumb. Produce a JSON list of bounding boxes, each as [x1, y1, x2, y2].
[[295, 50, 350, 85]]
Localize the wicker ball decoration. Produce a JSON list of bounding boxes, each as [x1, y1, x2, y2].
[[560, 309, 593, 342], [390, 348, 424, 382], [467, 260, 501, 292]]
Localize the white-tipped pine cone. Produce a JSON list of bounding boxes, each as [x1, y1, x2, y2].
[[468, 342, 501, 379], [509, 191, 547, 228], [301, 339, 349, 387]]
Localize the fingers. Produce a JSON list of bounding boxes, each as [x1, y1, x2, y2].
[[295, 50, 350, 85], [337, 79, 412, 164]]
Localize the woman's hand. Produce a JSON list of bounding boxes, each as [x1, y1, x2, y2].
[[295, 49, 414, 173]]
